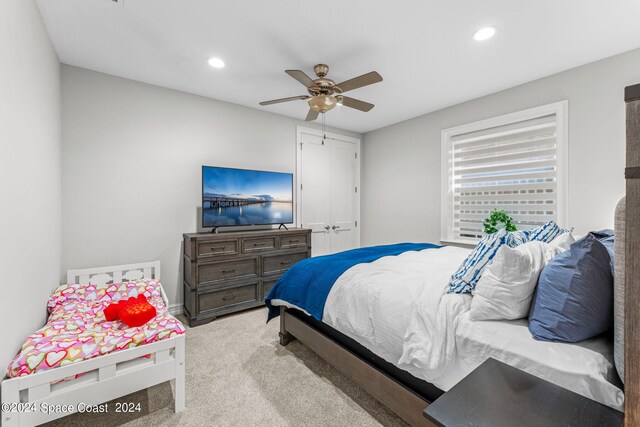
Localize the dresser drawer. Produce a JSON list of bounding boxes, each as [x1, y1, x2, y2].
[[199, 282, 259, 312], [280, 233, 309, 249], [263, 252, 308, 275], [197, 239, 239, 258], [198, 258, 258, 283], [262, 277, 279, 298], [242, 236, 276, 253]]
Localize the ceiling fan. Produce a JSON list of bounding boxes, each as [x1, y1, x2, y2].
[[259, 64, 383, 121]]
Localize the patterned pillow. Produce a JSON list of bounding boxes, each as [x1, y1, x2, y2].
[[528, 221, 572, 243], [48, 280, 163, 313], [511, 230, 531, 246], [449, 229, 525, 294]]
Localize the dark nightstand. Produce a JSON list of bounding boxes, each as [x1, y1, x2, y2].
[[423, 358, 623, 427]]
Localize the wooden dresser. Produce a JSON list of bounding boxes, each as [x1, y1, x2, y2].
[[183, 228, 311, 326]]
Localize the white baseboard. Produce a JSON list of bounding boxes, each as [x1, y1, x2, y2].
[[168, 303, 182, 316]]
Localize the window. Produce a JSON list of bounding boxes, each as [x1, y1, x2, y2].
[[441, 101, 568, 244]]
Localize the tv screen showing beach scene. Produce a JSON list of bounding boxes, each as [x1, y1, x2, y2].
[[202, 166, 294, 227]]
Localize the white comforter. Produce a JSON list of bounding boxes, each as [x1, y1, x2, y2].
[[323, 246, 471, 376], [316, 245, 624, 410]]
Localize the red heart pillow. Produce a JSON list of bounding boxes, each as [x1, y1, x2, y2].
[[119, 295, 157, 327], [103, 295, 157, 327], [104, 302, 121, 321]]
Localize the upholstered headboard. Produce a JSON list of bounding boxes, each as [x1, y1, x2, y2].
[[614, 197, 626, 383]]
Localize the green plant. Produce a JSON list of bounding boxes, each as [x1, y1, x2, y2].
[[483, 209, 517, 234]]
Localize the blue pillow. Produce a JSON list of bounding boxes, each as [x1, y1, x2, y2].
[[591, 229, 614, 272], [449, 229, 523, 294], [528, 220, 572, 243], [528, 232, 614, 342]]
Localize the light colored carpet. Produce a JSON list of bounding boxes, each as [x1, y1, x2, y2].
[[46, 308, 406, 426]]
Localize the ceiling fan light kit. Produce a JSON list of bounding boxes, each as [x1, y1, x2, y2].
[[259, 63, 382, 121], [308, 94, 339, 113]]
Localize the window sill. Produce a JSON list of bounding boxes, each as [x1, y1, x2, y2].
[[440, 239, 478, 248]]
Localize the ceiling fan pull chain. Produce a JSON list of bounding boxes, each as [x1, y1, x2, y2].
[[322, 113, 326, 145]]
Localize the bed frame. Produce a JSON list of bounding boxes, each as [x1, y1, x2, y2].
[[279, 85, 640, 427], [279, 307, 432, 426], [624, 84, 640, 427], [1, 261, 186, 427]]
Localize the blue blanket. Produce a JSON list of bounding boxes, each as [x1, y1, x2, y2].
[[265, 243, 441, 321]]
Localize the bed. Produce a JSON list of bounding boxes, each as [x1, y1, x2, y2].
[[271, 85, 640, 427], [272, 244, 622, 425], [1, 261, 186, 427]]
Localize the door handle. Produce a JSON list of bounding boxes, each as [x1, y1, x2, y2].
[[324, 225, 330, 231], [331, 225, 340, 230]]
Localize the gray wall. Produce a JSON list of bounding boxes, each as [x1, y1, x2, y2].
[[362, 48, 640, 246], [61, 65, 360, 309], [0, 0, 61, 369]]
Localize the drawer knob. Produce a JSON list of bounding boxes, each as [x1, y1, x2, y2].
[[222, 294, 236, 301], [222, 268, 237, 274], [280, 259, 292, 265], [254, 242, 267, 246], [212, 246, 226, 251], [290, 240, 299, 244]]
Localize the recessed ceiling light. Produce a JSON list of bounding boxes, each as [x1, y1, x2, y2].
[[473, 26, 497, 42], [208, 57, 225, 68]]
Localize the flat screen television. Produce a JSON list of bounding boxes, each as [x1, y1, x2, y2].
[[202, 166, 294, 229]]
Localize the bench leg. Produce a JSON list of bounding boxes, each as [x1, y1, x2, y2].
[[1, 378, 20, 427], [174, 335, 186, 412]]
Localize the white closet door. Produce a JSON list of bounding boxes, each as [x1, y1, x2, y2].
[[299, 133, 332, 256], [330, 139, 358, 253]]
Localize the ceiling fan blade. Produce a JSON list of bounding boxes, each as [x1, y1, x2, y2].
[[339, 96, 375, 112], [305, 109, 319, 121], [334, 71, 383, 93], [259, 95, 309, 106], [285, 70, 316, 88]]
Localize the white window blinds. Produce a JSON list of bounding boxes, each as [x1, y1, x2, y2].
[[441, 102, 568, 244]]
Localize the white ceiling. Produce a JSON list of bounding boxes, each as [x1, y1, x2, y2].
[[37, 0, 640, 133]]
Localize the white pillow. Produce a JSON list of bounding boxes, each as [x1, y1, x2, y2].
[[469, 241, 564, 321], [548, 231, 576, 251]]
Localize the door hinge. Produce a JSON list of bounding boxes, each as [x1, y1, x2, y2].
[[355, 152, 358, 159], [300, 142, 303, 150], [301, 184, 303, 190], [355, 221, 358, 227], [355, 186, 358, 193]]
